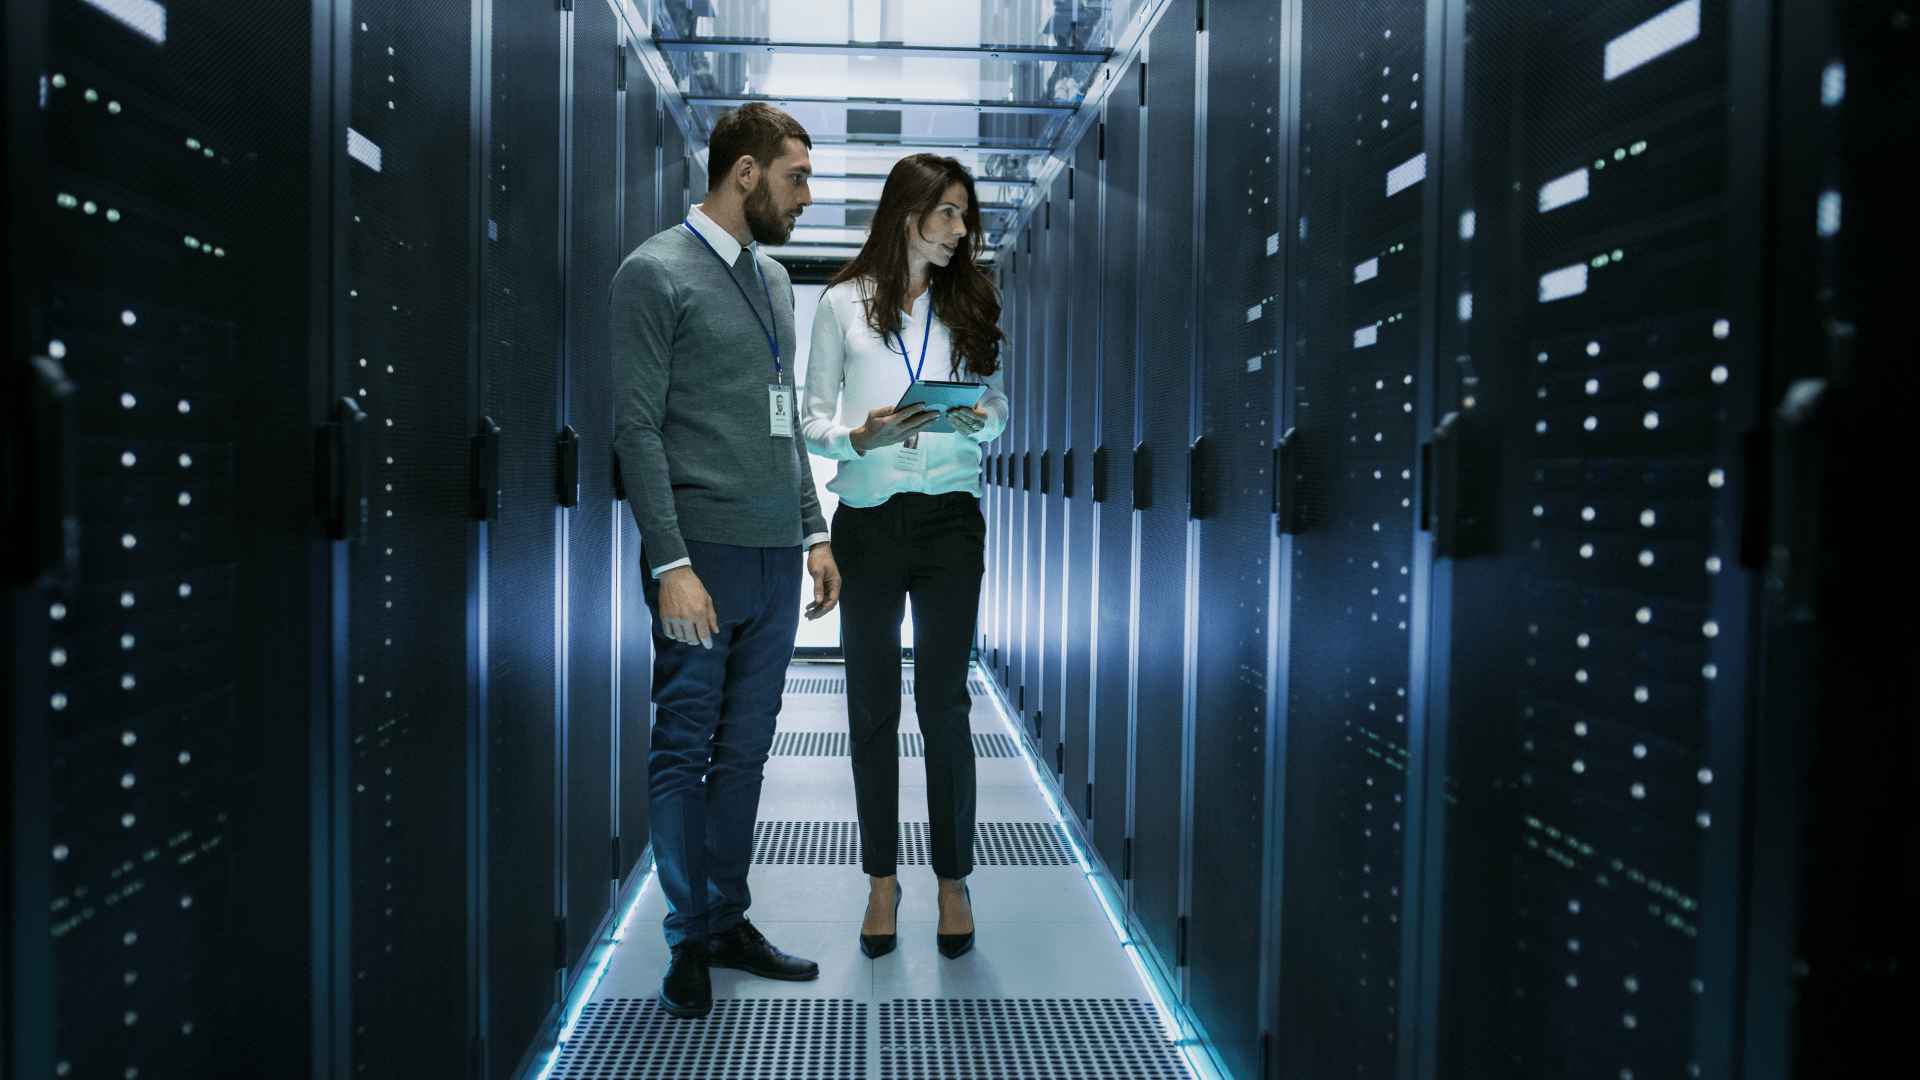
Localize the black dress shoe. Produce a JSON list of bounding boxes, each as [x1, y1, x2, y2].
[[708, 920, 820, 981], [859, 883, 903, 959], [937, 883, 975, 959], [659, 942, 712, 1019]]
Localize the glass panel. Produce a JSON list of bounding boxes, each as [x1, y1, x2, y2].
[[654, 0, 1144, 52], [688, 102, 1063, 150], [807, 174, 1031, 205], [667, 52, 1102, 109]]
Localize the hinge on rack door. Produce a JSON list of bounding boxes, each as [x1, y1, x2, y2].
[[1062, 448, 1075, 497], [320, 396, 368, 542], [557, 425, 580, 508], [611, 836, 622, 882], [1122, 837, 1133, 880], [616, 45, 628, 91], [1054, 742, 1064, 775], [470, 417, 501, 521], [1098, 121, 1106, 160], [1085, 783, 1094, 820], [1092, 445, 1107, 503], [1139, 62, 1148, 107], [553, 916, 567, 969], [1176, 915, 1189, 966], [1272, 427, 1297, 533], [1132, 443, 1150, 511], [1187, 435, 1205, 520]]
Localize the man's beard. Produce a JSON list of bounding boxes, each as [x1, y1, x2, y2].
[[745, 179, 794, 245]]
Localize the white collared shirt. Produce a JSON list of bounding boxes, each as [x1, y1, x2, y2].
[[650, 203, 829, 578], [801, 278, 1010, 508]]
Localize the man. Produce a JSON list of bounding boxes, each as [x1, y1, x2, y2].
[[611, 103, 841, 1020]]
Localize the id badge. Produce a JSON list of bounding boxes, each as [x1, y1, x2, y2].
[[894, 436, 926, 473], [768, 383, 794, 438]]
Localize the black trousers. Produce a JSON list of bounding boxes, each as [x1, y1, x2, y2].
[[832, 492, 984, 879]]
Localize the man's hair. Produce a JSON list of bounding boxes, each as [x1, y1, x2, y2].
[[707, 103, 811, 192]]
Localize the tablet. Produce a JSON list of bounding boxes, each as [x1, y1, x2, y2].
[[894, 379, 987, 434]]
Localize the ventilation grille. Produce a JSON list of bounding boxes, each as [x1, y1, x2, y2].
[[785, 674, 847, 695], [769, 732, 1020, 758], [552, 999, 866, 1078], [784, 672, 992, 696], [753, 822, 1076, 866], [877, 999, 1191, 1078]]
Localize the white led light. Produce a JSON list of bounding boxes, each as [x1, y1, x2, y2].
[[1638, 549, 1655, 567], [1643, 410, 1660, 429], [178, 582, 192, 598], [1586, 379, 1600, 395], [1711, 365, 1729, 384], [1703, 663, 1719, 680], [51, 602, 67, 620], [178, 492, 191, 507], [1539, 263, 1589, 303], [1633, 743, 1648, 759], [52, 693, 69, 711], [81, 0, 167, 44], [1631, 783, 1646, 800], [1640, 509, 1657, 527], [121, 309, 137, 326], [121, 451, 137, 467], [177, 399, 191, 414], [179, 452, 193, 467], [1821, 63, 1846, 107], [1817, 191, 1842, 237], [120, 590, 136, 608], [1584, 416, 1599, 431], [1713, 318, 1730, 339], [49, 339, 68, 359], [121, 673, 136, 690], [1634, 686, 1649, 703], [347, 127, 384, 173], [1708, 468, 1726, 489], [1705, 556, 1722, 574], [1604, 1, 1701, 82], [1459, 210, 1476, 239], [121, 392, 137, 409], [122, 731, 136, 746], [1582, 506, 1597, 522], [1539, 168, 1591, 213], [1385, 152, 1427, 197], [1579, 543, 1595, 559], [1572, 758, 1587, 773], [1636, 606, 1652, 624], [1702, 620, 1720, 638], [1644, 371, 1662, 390], [1577, 633, 1591, 648], [1353, 257, 1379, 283]]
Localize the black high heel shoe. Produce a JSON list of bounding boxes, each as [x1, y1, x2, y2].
[[937, 883, 974, 959], [859, 883, 902, 959]]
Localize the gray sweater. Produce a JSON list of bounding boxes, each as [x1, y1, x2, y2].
[[610, 224, 828, 572]]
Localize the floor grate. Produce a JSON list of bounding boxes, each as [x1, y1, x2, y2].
[[753, 822, 1076, 867], [785, 672, 991, 697], [551, 998, 867, 1078], [785, 674, 847, 695], [769, 732, 1020, 758], [877, 998, 1191, 1078]]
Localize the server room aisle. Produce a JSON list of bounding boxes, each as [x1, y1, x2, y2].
[[552, 663, 1194, 1078]]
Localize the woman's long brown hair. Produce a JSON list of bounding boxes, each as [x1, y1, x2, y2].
[[828, 154, 1003, 379]]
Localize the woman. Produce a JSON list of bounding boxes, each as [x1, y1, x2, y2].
[[800, 154, 1009, 960]]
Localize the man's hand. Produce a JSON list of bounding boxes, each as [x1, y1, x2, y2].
[[850, 404, 938, 455], [805, 543, 841, 620], [658, 566, 719, 649], [947, 403, 990, 438]]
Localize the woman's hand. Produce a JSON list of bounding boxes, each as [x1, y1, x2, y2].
[[851, 404, 938, 454], [947, 404, 989, 437]]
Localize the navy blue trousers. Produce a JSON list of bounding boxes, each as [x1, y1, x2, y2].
[[643, 540, 801, 947]]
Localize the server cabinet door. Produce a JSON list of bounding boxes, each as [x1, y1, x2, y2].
[[1188, 1, 1285, 1074], [1062, 133, 1104, 826], [562, 0, 621, 981], [1745, 7, 1917, 1075], [343, 2, 482, 1073], [1428, 1, 1772, 1075], [1275, 0, 1436, 1074], [615, 44, 657, 889], [483, 4, 566, 1074], [1130, 0, 1200, 975], [1041, 187, 1070, 777], [31, 2, 327, 1076], [661, 113, 688, 224], [1093, 88, 1141, 880], [1013, 233, 1033, 713]]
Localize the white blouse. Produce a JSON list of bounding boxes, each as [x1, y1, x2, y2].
[[801, 279, 1010, 509]]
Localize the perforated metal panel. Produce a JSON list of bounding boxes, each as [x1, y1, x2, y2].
[[1061, 130, 1102, 833], [1187, 4, 1285, 1077], [785, 673, 846, 695], [769, 732, 1019, 759], [1428, 1, 1765, 1075], [752, 822, 1075, 866], [36, 1, 323, 1074], [341, 2, 483, 1072], [484, 3, 565, 1072], [877, 999, 1191, 1079], [1131, 0, 1199, 972], [1093, 88, 1141, 878], [1039, 176, 1069, 766], [564, 0, 622, 977], [553, 999, 866, 1079], [1276, 0, 1431, 1073]]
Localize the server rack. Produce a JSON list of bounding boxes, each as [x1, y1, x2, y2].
[[1062, 132, 1103, 823]]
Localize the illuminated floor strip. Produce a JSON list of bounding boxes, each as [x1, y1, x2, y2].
[[970, 666, 1226, 1080]]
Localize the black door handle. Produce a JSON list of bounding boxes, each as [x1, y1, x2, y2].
[[1186, 435, 1205, 520], [471, 417, 502, 521], [1273, 427, 1298, 534], [320, 396, 368, 542], [557, 425, 580, 508], [1132, 442, 1150, 511], [10, 356, 79, 586], [1091, 445, 1107, 503]]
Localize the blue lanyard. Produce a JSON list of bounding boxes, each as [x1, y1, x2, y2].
[[682, 220, 784, 380], [892, 297, 935, 385]]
